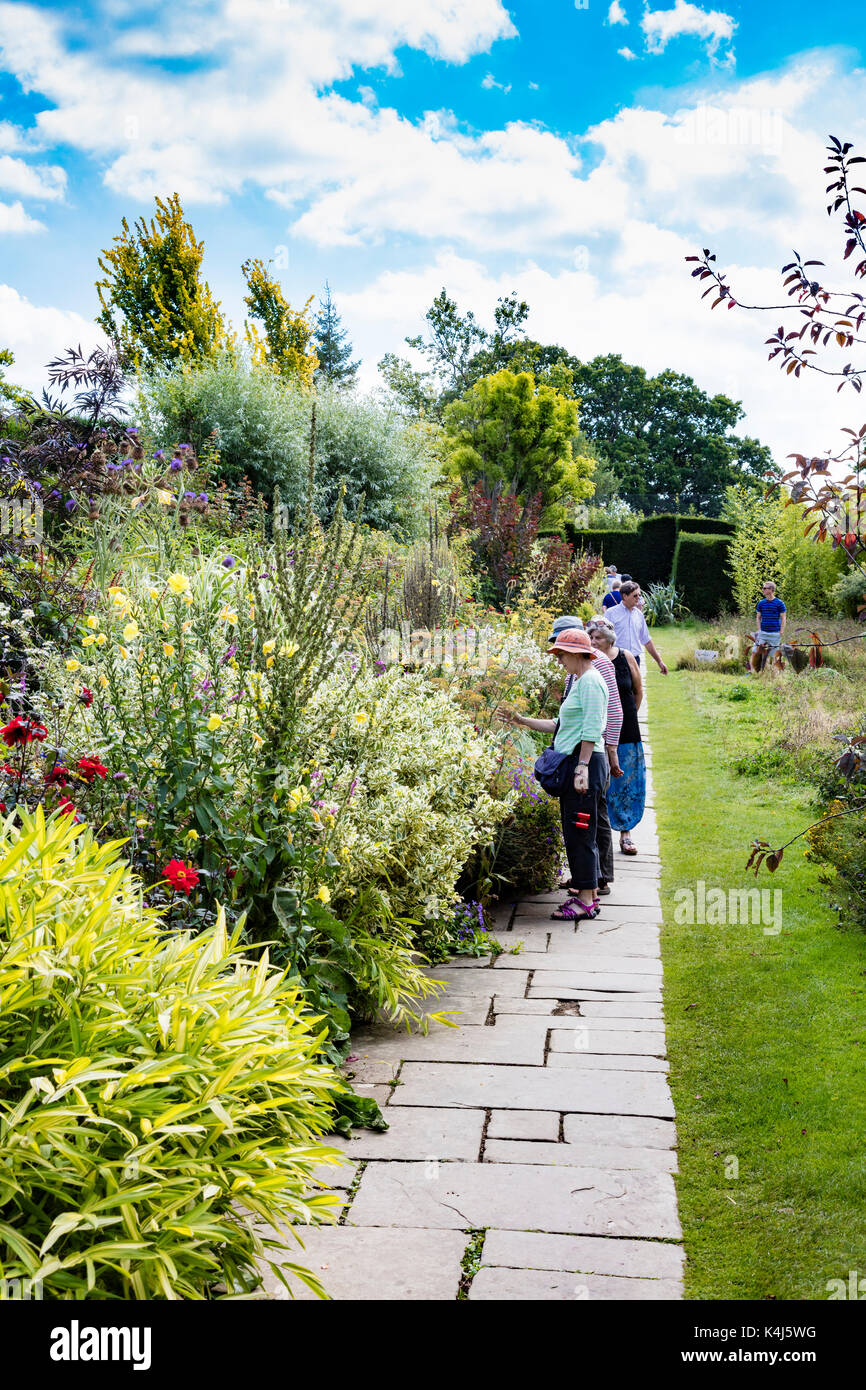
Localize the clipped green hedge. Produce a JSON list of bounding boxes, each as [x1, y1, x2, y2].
[[564, 512, 706, 584], [672, 532, 734, 616]]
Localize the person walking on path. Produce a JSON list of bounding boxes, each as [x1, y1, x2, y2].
[[750, 580, 787, 673], [609, 581, 668, 673], [499, 628, 609, 921], [507, 615, 622, 896], [602, 580, 622, 611], [587, 614, 646, 858]]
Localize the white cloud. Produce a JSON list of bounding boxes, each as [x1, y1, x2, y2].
[[642, 1, 736, 62], [342, 246, 848, 466], [0, 154, 65, 200], [608, 1, 629, 25], [618, 46, 638, 60], [481, 72, 512, 93], [0, 285, 105, 385], [0, 199, 44, 232]]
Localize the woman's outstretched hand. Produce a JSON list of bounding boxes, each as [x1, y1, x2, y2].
[[496, 707, 521, 727]]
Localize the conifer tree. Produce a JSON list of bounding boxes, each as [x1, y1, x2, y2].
[[242, 258, 317, 388], [314, 283, 359, 387], [96, 193, 229, 372]]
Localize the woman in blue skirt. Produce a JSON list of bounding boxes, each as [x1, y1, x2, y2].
[[586, 615, 645, 856]]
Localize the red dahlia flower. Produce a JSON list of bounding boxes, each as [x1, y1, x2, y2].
[[45, 765, 71, 787], [79, 688, 94, 707], [57, 799, 76, 816], [76, 755, 109, 783], [1, 717, 48, 747], [161, 859, 200, 895]]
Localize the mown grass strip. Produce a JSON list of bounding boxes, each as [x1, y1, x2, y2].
[[646, 634, 866, 1300]]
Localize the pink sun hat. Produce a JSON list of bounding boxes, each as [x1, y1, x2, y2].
[[547, 628, 598, 659]]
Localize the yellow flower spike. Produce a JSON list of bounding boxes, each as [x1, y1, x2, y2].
[[66, 659, 80, 672], [262, 639, 276, 656], [85, 614, 99, 630], [185, 828, 199, 842], [119, 646, 130, 661], [354, 711, 368, 725], [98, 673, 108, 688], [207, 714, 223, 732], [285, 831, 293, 845], [181, 621, 192, 634], [252, 732, 264, 748], [148, 587, 161, 601], [316, 885, 331, 904], [96, 633, 107, 646], [123, 621, 139, 642], [266, 656, 274, 669], [107, 586, 124, 596], [135, 817, 149, 828], [280, 641, 299, 658], [167, 573, 190, 596], [163, 643, 175, 658], [156, 489, 173, 506]]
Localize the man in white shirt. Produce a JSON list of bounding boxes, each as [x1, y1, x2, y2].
[[610, 582, 668, 673]]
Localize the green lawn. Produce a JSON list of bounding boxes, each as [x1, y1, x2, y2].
[[646, 626, 866, 1300]]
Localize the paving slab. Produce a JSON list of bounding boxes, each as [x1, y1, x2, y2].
[[261, 1225, 466, 1300], [528, 976, 663, 998], [579, 1000, 665, 1020], [425, 966, 528, 997], [345, 1022, 544, 1068], [481, 1229, 684, 1280], [492, 951, 662, 976], [391, 1062, 675, 1117], [563, 1112, 677, 1149], [330, 1106, 485, 1161], [545, 1050, 668, 1073], [483, 1139, 676, 1172], [487, 1109, 560, 1141], [469, 1265, 683, 1299], [522, 1024, 668, 1053], [349, 1161, 680, 1239], [493, 1006, 665, 1034]]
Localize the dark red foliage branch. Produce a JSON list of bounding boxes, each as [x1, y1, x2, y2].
[[686, 135, 866, 584], [686, 135, 866, 880]]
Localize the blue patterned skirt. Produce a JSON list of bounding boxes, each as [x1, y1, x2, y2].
[[607, 741, 646, 833]]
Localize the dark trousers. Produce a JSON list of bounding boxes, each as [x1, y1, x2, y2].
[[596, 770, 614, 885], [559, 751, 607, 892]]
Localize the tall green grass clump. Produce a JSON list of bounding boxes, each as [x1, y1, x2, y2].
[[0, 809, 345, 1301]]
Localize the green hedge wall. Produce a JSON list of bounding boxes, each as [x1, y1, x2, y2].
[[564, 512, 693, 583], [672, 532, 733, 617]]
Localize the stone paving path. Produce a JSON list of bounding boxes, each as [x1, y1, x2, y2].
[[265, 694, 683, 1300]]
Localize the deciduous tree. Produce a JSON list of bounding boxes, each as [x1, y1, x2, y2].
[[242, 259, 317, 388], [96, 194, 228, 372]]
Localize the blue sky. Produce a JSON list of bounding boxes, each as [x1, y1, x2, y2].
[[1, 0, 865, 460]]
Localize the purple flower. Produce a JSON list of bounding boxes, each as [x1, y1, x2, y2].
[[153, 449, 165, 459], [184, 491, 196, 501], [169, 458, 183, 471], [113, 772, 127, 781], [197, 492, 208, 503], [222, 555, 236, 569], [65, 499, 76, 512]]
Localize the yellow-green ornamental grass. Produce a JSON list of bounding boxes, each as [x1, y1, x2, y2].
[[0, 809, 347, 1300]]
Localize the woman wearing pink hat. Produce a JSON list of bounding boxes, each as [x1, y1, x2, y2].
[[499, 627, 609, 921]]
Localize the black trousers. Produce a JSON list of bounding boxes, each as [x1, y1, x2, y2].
[[596, 771, 614, 885], [560, 751, 608, 892]]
